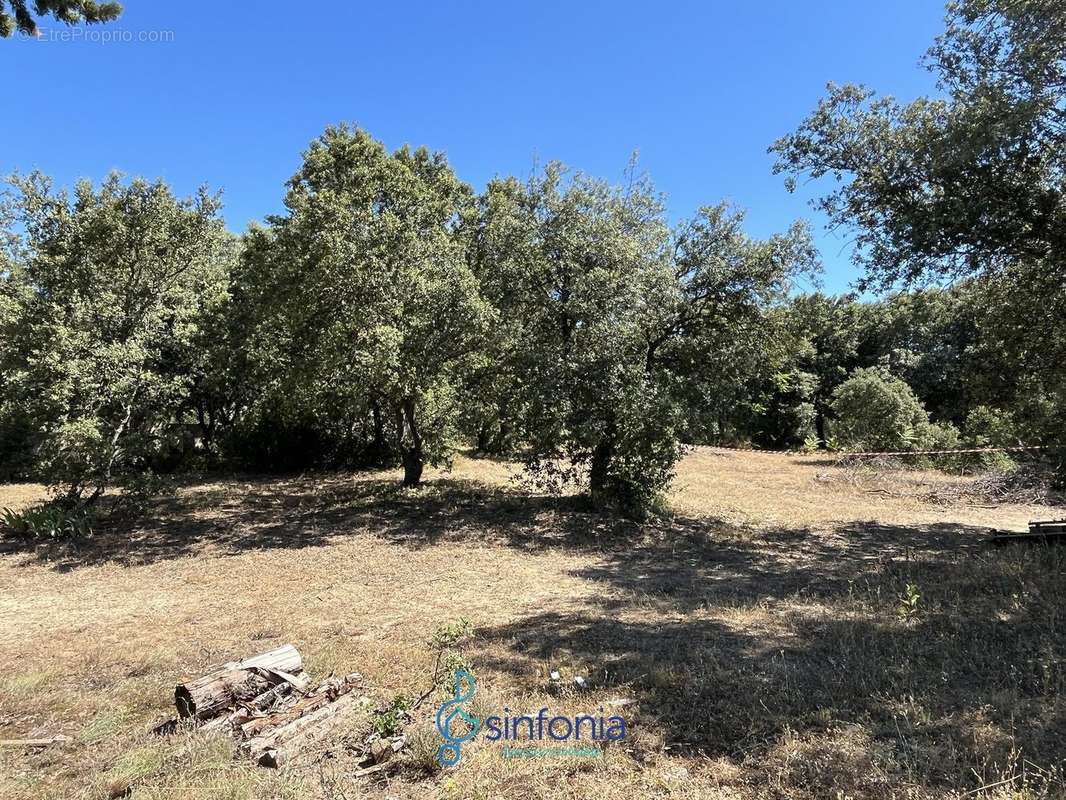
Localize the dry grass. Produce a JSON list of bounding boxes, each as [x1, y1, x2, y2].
[[1, 450, 1065, 799]]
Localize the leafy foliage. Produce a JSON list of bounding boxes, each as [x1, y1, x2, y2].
[[771, 0, 1066, 289], [772, 0, 1066, 467], [0, 503, 93, 540], [0, 173, 233, 505], [829, 368, 941, 453], [235, 125, 492, 486], [372, 694, 412, 738], [0, 0, 121, 37], [475, 164, 815, 515]]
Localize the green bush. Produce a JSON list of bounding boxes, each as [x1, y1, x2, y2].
[[959, 405, 1019, 472], [0, 504, 94, 541], [829, 368, 938, 453], [964, 406, 1019, 447]]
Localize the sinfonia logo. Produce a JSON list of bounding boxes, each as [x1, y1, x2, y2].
[[435, 669, 481, 766], [435, 668, 628, 767]]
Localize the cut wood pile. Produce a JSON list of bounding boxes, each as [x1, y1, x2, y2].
[[154, 644, 375, 768], [991, 518, 1066, 545]]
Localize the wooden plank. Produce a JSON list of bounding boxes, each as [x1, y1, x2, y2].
[[1029, 526, 1066, 535], [243, 691, 363, 768], [992, 529, 1066, 546]]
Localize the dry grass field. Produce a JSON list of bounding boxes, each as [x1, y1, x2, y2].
[[1, 448, 1064, 799]]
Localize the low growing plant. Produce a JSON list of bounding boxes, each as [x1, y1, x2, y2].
[[897, 582, 921, 621], [372, 694, 412, 738], [0, 504, 94, 541]]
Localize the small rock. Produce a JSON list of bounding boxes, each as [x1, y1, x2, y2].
[[606, 697, 636, 708], [370, 737, 393, 763], [573, 676, 588, 689], [549, 670, 561, 681]]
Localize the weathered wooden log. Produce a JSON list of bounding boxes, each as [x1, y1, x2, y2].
[[175, 645, 303, 719], [245, 691, 363, 768], [200, 682, 297, 734], [239, 692, 333, 738], [238, 673, 362, 739]]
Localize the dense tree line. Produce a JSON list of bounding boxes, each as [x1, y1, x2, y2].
[[725, 286, 1054, 453], [771, 0, 1065, 459], [1, 0, 1062, 516], [0, 130, 815, 516]]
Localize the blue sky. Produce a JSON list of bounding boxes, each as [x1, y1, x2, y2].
[[2, 1, 945, 293]]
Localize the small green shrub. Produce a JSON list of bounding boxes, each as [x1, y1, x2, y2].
[[897, 583, 921, 621], [0, 504, 94, 541], [964, 406, 1020, 447], [430, 619, 475, 689], [960, 406, 1021, 472], [830, 368, 937, 453], [372, 694, 412, 737], [431, 618, 473, 650]]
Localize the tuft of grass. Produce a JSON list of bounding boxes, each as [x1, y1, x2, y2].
[[81, 709, 131, 743], [403, 723, 444, 775], [1, 669, 60, 697], [96, 742, 167, 798]]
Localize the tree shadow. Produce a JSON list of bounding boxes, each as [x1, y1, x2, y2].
[[472, 519, 1065, 793], [13, 473, 649, 571], [9, 471, 1065, 793]]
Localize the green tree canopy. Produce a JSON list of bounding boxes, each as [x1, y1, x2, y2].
[[476, 164, 816, 514], [0, 172, 233, 504], [772, 0, 1065, 290], [241, 124, 493, 486], [830, 368, 938, 453]]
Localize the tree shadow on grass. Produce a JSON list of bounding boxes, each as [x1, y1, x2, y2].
[[473, 527, 1066, 794], [11, 471, 1004, 583], [9, 470, 1065, 793], [13, 473, 648, 570]]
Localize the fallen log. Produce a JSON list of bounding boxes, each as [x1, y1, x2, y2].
[[243, 685, 365, 768], [175, 644, 303, 720], [239, 674, 362, 739], [202, 680, 299, 731]]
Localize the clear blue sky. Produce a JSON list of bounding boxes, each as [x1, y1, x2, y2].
[[1, 1, 946, 293]]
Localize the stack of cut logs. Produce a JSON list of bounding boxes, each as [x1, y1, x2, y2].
[[159, 644, 367, 768]]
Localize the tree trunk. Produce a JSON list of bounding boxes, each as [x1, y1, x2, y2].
[[588, 421, 617, 507], [489, 420, 512, 455], [174, 645, 303, 720], [402, 448, 423, 486], [476, 421, 493, 453], [399, 397, 423, 487], [365, 398, 390, 466]]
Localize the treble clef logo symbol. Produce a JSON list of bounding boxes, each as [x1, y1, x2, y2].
[[435, 668, 480, 767]]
